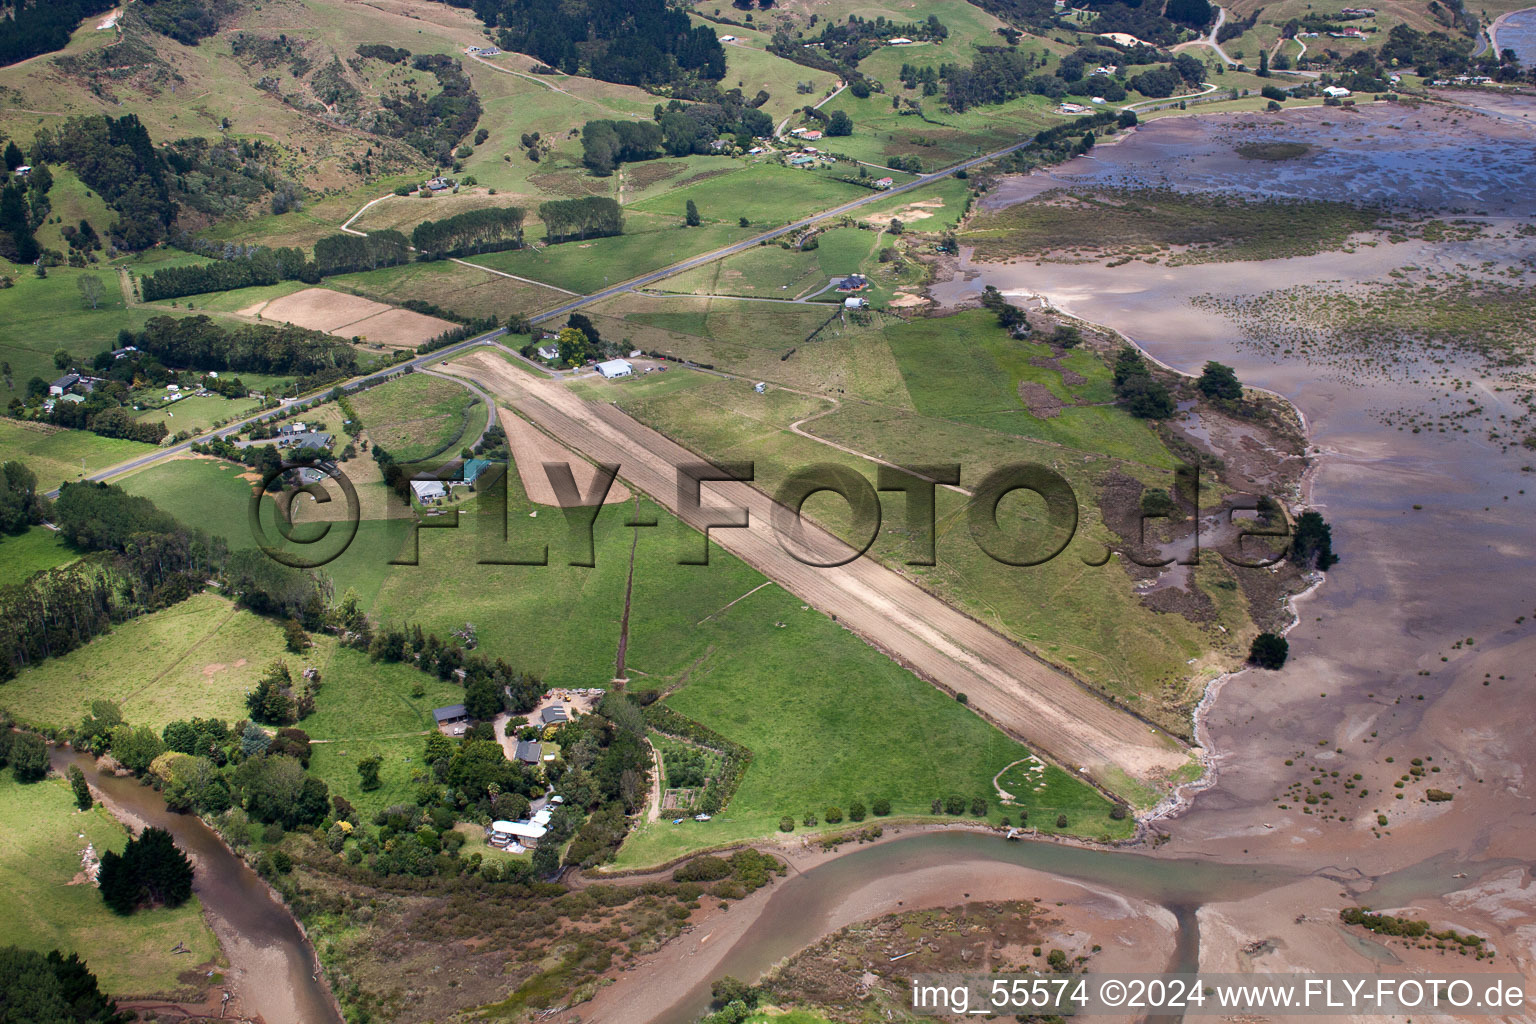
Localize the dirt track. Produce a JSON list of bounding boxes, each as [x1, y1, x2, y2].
[[441, 350, 1188, 794]]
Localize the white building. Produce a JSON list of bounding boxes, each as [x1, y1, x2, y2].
[[411, 479, 447, 502], [1322, 85, 1351, 97], [596, 359, 633, 379], [844, 296, 868, 309]]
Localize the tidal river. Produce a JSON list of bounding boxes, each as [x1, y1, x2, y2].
[[635, 99, 1536, 1024], [52, 749, 344, 1024]]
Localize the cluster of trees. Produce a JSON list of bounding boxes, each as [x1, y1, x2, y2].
[[807, 13, 948, 66], [39, 115, 175, 250], [313, 229, 410, 276], [367, 621, 547, 715], [942, 46, 1193, 111], [33, 391, 169, 446], [470, 0, 726, 87], [411, 207, 524, 258], [1112, 347, 1175, 418], [0, 158, 53, 265], [1289, 510, 1337, 571], [1197, 360, 1242, 401], [127, 314, 360, 377], [0, 461, 45, 534], [97, 827, 194, 915], [246, 659, 321, 725], [377, 54, 482, 163], [0, 722, 50, 783], [1087, 2, 1186, 47], [0, 479, 222, 679], [356, 43, 411, 64], [1248, 631, 1288, 669], [980, 284, 1029, 332], [0, 946, 126, 1024], [581, 97, 777, 176], [537, 197, 624, 243], [225, 548, 332, 622], [137, 0, 234, 45]]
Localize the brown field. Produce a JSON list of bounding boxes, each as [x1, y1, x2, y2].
[[239, 288, 455, 348], [498, 408, 632, 507]]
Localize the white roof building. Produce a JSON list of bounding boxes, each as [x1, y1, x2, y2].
[[411, 479, 447, 501], [494, 820, 548, 841], [596, 359, 633, 379], [1322, 85, 1351, 97]]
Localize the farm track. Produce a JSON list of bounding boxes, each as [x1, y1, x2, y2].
[[439, 348, 1188, 795]]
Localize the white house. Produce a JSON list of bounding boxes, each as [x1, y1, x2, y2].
[[720, 34, 737, 42], [536, 345, 559, 361], [411, 479, 447, 502], [844, 296, 868, 309], [887, 37, 914, 45], [596, 359, 633, 379], [1322, 85, 1351, 97]]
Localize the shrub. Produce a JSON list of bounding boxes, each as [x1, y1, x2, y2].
[[1109, 803, 1128, 820], [1055, 814, 1068, 828], [943, 794, 965, 815], [969, 797, 987, 817], [848, 800, 866, 821], [1249, 632, 1289, 669], [1426, 789, 1454, 802], [778, 816, 795, 832], [824, 805, 843, 823], [872, 798, 891, 816]]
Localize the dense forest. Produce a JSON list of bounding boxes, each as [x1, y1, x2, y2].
[[443, 0, 724, 87], [538, 197, 624, 243], [0, 0, 114, 68]]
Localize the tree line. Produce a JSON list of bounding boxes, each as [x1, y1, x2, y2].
[[140, 229, 410, 301], [127, 314, 360, 376], [537, 197, 624, 243], [411, 206, 524, 258]]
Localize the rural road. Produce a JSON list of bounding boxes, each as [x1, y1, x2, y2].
[[439, 348, 1189, 795], [1174, 6, 1238, 66]]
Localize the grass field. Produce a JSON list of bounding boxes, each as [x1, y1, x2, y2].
[[326, 259, 572, 322], [350, 373, 481, 461], [657, 226, 880, 299], [629, 164, 869, 228], [0, 525, 79, 587], [0, 593, 307, 731], [118, 458, 260, 550], [134, 394, 264, 435], [0, 418, 158, 495], [0, 774, 222, 997], [0, 267, 153, 391], [603, 311, 1257, 731], [468, 216, 755, 293]]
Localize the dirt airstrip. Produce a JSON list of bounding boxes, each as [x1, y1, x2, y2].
[[239, 287, 455, 349], [439, 349, 1188, 793], [499, 408, 631, 506]]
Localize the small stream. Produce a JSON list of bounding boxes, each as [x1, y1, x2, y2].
[[53, 749, 343, 1024]]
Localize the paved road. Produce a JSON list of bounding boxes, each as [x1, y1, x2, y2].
[[42, 327, 511, 498], [61, 125, 1076, 494], [523, 134, 1054, 326], [1174, 6, 1238, 66]]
